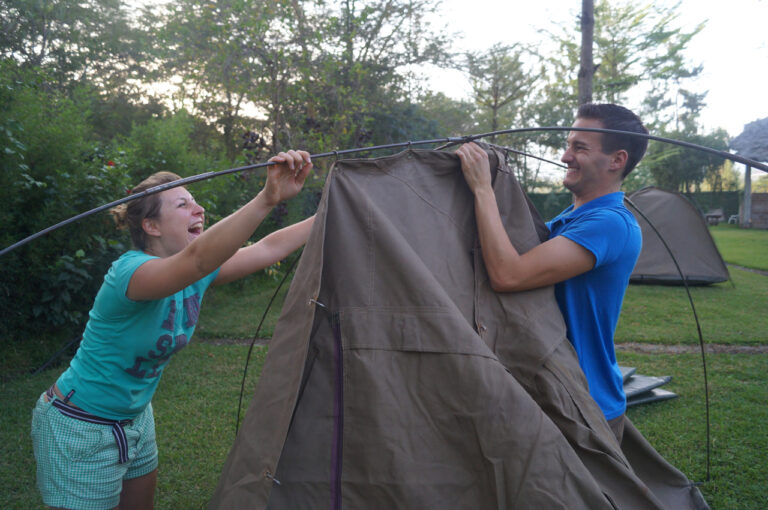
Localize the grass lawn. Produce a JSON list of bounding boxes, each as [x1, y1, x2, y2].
[[2, 224, 765, 509], [2, 345, 766, 509], [709, 223, 768, 271], [616, 266, 767, 345], [195, 273, 289, 340], [0, 343, 264, 509]]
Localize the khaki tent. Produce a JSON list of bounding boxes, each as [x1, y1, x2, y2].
[[628, 187, 730, 285], [210, 148, 708, 509]]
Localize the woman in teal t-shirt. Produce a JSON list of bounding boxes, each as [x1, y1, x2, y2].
[[32, 150, 314, 510]]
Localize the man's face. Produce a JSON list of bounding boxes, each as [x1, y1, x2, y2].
[[560, 118, 615, 196]]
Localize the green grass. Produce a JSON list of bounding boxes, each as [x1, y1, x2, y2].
[[618, 352, 768, 509], [616, 267, 768, 345], [1, 343, 266, 509], [2, 224, 766, 509], [195, 273, 289, 340], [3, 345, 766, 509], [710, 223, 768, 271]]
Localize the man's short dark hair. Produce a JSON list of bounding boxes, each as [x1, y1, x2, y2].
[[576, 103, 649, 178]]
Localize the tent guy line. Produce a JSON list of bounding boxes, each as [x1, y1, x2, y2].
[[3, 126, 765, 258]]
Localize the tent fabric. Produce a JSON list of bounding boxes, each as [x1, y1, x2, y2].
[[627, 187, 730, 285], [209, 148, 708, 510]]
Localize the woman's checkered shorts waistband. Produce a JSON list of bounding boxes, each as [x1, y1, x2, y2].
[[46, 386, 132, 464]]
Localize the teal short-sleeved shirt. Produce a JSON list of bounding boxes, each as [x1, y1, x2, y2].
[[57, 250, 220, 420]]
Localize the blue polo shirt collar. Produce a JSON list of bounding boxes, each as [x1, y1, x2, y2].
[[549, 191, 625, 232]]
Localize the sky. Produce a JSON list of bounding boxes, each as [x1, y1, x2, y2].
[[426, 0, 768, 139]]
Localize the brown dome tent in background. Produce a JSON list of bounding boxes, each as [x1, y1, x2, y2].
[[627, 186, 730, 285]]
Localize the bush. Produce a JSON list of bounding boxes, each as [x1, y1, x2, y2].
[[0, 63, 130, 350]]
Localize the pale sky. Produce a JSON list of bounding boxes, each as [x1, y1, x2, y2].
[[427, 0, 768, 139]]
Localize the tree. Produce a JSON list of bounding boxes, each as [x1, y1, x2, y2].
[[542, 1, 705, 124], [145, 0, 451, 158], [0, 0, 143, 92], [0, 61, 129, 341], [752, 173, 768, 193], [417, 92, 477, 137], [578, 0, 595, 105], [467, 44, 540, 135], [145, 0, 279, 159], [644, 129, 729, 192], [294, 0, 451, 150], [531, 0, 710, 190], [701, 160, 741, 192]]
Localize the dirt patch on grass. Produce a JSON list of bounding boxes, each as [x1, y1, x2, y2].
[[201, 337, 768, 354], [616, 342, 768, 354], [201, 337, 270, 346], [728, 263, 768, 277]]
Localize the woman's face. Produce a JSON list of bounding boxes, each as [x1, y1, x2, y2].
[[145, 187, 205, 257]]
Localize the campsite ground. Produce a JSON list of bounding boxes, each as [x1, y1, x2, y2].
[[1, 225, 766, 509]]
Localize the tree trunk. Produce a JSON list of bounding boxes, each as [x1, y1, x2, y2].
[[743, 165, 752, 228], [578, 0, 594, 105]]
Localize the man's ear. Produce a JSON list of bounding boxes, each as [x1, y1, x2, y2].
[[609, 149, 629, 175], [142, 217, 162, 238]]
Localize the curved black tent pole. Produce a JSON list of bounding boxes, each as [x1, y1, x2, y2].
[[489, 142, 713, 482], [624, 197, 711, 483], [0, 137, 465, 257], [234, 251, 302, 437], [2, 126, 766, 258], [231, 138, 714, 482], [461, 126, 768, 172], [8, 125, 722, 480]]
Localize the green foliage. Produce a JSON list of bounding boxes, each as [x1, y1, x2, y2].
[[466, 43, 540, 133], [644, 129, 729, 192], [0, 0, 143, 92], [527, 191, 572, 220], [418, 92, 477, 137], [0, 62, 129, 345], [121, 109, 218, 181], [145, 0, 451, 157]]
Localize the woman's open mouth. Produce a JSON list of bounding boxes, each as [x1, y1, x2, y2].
[[188, 223, 203, 236]]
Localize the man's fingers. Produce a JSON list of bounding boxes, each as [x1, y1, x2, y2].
[[457, 142, 486, 167]]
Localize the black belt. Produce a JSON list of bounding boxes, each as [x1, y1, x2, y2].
[[46, 386, 132, 464]]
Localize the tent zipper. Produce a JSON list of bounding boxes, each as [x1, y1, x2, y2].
[[330, 312, 344, 510]]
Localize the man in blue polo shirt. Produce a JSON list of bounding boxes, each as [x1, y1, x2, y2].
[[456, 103, 648, 442]]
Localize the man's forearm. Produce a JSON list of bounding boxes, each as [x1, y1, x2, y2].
[[473, 187, 523, 291]]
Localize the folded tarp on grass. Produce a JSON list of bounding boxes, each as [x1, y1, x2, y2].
[[628, 388, 679, 407], [621, 365, 638, 382], [210, 147, 708, 510], [625, 374, 673, 399], [618, 367, 679, 407]]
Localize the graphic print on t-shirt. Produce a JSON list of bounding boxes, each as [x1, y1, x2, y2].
[[125, 293, 201, 379]]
